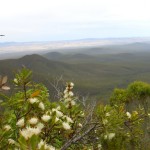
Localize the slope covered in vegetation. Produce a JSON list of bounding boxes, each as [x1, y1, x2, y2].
[[0, 68, 150, 149], [1, 52, 150, 102]]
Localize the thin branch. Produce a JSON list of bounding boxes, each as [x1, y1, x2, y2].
[[47, 75, 64, 100], [17, 107, 32, 120], [61, 124, 96, 150], [61, 101, 97, 150]]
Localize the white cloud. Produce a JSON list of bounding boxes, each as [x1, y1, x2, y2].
[[1, 0, 149, 21], [0, 0, 150, 41]]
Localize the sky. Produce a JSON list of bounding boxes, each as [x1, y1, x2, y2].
[[0, 0, 150, 42]]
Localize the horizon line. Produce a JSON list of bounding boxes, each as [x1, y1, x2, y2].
[[1, 36, 150, 43]]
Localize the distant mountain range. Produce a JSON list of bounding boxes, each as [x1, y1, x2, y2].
[[1, 37, 150, 59]]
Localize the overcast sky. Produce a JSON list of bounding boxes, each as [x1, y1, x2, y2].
[[0, 0, 150, 42]]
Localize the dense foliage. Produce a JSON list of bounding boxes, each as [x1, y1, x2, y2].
[[2, 52, 150, 100], [0, 68, 150, 150]]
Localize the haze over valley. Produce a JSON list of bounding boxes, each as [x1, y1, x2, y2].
[[1, 37, 150, 58], [1, 38, 150, 102]]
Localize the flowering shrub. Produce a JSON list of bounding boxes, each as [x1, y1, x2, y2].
[[0, 68, 150, 150], [0, 68, 85, 150], [94, 104, 145, 150]]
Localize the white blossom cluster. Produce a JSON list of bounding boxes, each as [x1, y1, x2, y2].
[[28, 117, 38, 125], [17, 95, 74, 144], [63, 82, 76, 107], [126, 112, 131, 119], [11, 96, 56, 149], [51, 106, 74, 130], [4, 124, 11, 131], [3, 83, 82, 149], [28, 97, 45, 111], [16, 118, 25, 127], [20, 126, 41, 140], [8, 138, 16, 145], [38, 140, 56, 150], [126, 111, 139, 119], [13, 78, 18, 84]]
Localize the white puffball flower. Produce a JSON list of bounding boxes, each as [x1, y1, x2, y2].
[[28, 127, 41, 137], [56, 110, 63, 118], [20, 129, 29, 140], [64, 98, 71, 103], [55, 117, 59, 123], [28, 98, 39, 104], [28, 117, 38, 125], [14, 78, 18, 84], [38, 140, 45, 149], [45, 145, 56, 150], [69, 91, 74, 97], [64, 93, 69, 99], [41, 115, 51, 122], [78, 123, 83, 128], [64, 89, 68, 94], [38, 140, 56, 150], [126, 112, 131, 119], [20, 126, 41, 140], [16, 118, 24, 127], [52, 108, 56, 112], [36, 122, 44, 130], [38, 102, 45, 110], [70, 100, 76, 106], [8, 139, 15, 144], [80, 112, 85, 117], [108, 133, 115, 140], [70, 82, 74, 87], [52, 108, 63, 118], [66, 116, 73, 123], [62, 122, 71, 130], [4, 125, 11, 131]]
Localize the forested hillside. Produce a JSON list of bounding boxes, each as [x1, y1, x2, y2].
[[1, 51, 150, 101]]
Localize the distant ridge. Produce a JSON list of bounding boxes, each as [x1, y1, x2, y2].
[[1, 37, 150, 58], [0, 54, 71, 76], [44, 52, 63, 60], [1, 51, 150, 99]]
